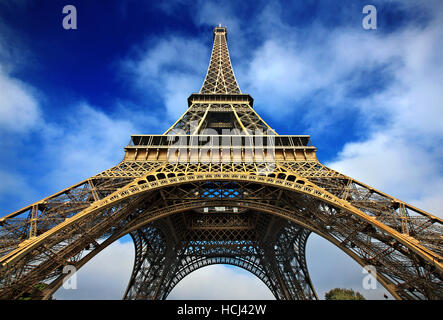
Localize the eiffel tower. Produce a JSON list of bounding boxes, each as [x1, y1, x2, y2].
[[0, 26, 442, 300]]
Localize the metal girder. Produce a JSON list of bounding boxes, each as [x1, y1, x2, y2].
[[122, 213, 316, 300], [0, 25, 442, 301], [0, 178, 441, 300]]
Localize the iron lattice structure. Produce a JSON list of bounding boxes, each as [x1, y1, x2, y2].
[[0, 26, 442, 300]]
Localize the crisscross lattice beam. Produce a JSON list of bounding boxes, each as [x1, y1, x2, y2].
[[0, 25, 442, 301], [200, 26, 241, 94]]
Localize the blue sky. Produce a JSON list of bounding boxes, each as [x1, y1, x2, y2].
[[1, 0, 442, 300]]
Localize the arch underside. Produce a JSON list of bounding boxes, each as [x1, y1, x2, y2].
[[123, 216, 316, 300], [0, 164, 442, 300]]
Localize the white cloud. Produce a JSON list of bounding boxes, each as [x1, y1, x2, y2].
[[50, 104, 134, 168], [0, 67, 41, 133], [163, 73, 203, 119], [0, 39, 44, 212], [328, 133, 442, 196], [123, 36, 209, 120], [36, 102, 156, 191], [307, 233, 394, 300], [236, 1, 443, 135]]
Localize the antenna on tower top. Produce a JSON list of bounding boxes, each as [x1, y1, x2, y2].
[[218, 23, 221, 27]]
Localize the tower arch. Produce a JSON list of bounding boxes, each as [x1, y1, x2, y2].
[[0, 26, 441, 301]]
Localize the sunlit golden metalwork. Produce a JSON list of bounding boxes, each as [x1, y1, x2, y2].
[[0, 26, 441, 300]]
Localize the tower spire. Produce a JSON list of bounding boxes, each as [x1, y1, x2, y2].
[[164, 25, 276, 135], [200, 26, 241, 94]]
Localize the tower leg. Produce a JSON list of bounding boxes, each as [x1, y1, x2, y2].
[[123, 225, 170, 300], [262, 222, 317, 300], [124, 219, 317, 300]]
